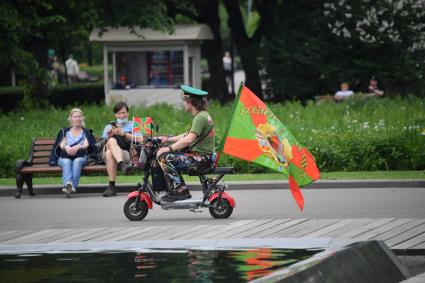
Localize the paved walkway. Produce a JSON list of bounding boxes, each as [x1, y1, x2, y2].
[[0, 218, 424, 252], [109, 70, 246, 108], [2, 179, 424, 197], [111, 88, 182, 108], [1, 180, 425, 280], [2, 180, 424, 251]]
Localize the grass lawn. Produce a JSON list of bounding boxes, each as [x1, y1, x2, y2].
[[0, 171, 423, 186], [2, 97, 424, 179]]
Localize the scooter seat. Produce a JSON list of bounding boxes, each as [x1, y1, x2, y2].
[[213, 167, 235, 174], [188, 166, 235, 176]]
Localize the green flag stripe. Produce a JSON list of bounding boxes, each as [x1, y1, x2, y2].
[[252, 154, 290, 174], [288, 163, 314, 186], [218, 82, 244, 153]]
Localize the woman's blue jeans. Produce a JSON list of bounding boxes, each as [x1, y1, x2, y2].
[[58, 156, 88, 189]]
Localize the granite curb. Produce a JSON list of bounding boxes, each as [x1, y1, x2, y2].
[[1, 179, 424, 197]]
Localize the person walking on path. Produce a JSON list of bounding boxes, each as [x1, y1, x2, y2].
[[223, 51, 233, 94], [65, 54, 79, 84]]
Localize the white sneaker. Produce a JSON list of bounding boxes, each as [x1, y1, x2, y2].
[[64, 181, 73, 198]]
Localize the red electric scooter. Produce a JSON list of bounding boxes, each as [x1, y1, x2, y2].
[[123, 137, 235, 221]]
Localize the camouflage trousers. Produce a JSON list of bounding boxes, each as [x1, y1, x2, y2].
[[157, 151, 212, 191]]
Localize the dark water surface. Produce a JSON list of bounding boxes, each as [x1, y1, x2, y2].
[[0, 248, 321, 282]]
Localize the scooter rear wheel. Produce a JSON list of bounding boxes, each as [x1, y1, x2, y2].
[[124, 197, 148, 221], [209, 199, 233, 219]]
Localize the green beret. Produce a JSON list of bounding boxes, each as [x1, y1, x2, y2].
[[181, 85, 208, 96]]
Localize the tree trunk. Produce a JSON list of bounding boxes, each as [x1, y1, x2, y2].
[[191, 0, 232, 103], [238, 44, 262, 98], [203, 43, 227, 102], [223, 0, 264, 99], [87, 43, 93, 66], [27, 37, 49, 107], [172, 0, 233, 102]]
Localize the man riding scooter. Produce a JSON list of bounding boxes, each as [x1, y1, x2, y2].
[[156, 85, 215, 202]]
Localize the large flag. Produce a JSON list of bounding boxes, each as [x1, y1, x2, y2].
[[132, 116, 154, 136], [220, 84, 320, 210]]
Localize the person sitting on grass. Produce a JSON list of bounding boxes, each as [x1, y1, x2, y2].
[[364, 76, 384, 97], [334, 82, 354, 101]]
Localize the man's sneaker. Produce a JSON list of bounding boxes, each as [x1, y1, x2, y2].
[[160, 191, 177, 202], [118, 161, 132, 175], [63, 181, 73, 198], [103, 184, 116, 197], [160, 190, 191, 202], [174, 189, 192, 200]]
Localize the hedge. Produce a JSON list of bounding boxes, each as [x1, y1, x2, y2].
[[0, 97, 423, 178], [0, 82, 104, 112]]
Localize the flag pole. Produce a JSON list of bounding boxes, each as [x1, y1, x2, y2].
[[150, 119, 154, 138], [131, 117, 135, 144], [216, 82, 244, 165]]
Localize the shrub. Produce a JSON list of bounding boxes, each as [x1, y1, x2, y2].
[[0, 86, 25, 112], [0, 97, 423, 178], [0, 83, 104, 112], [48, 82, 104, 107], [79, 65, 107, 82]]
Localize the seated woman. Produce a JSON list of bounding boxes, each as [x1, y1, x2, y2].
[[49, 108, 96, 197], [334, 82, 354, 101], [364, 77, 384, 97]]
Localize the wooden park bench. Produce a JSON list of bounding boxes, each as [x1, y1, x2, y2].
[[15, 138, 107, 198]]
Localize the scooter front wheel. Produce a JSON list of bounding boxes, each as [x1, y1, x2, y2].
[[209, 199, 233, 219], [124, 197, 148, 221]]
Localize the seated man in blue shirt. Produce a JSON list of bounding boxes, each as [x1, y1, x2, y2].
[[102, 101, 143, 197]]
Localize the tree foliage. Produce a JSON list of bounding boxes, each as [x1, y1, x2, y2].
[[223, 0, 275, 99], [142, 0, 275, 102], [324, 0, 425, 95], [2, 0, 424, 103], [0, 0, 173, 86], [263, 0, 425, 102]]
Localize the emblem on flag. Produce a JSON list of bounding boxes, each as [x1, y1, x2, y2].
[[132, 117, 154, 136], [219, 84, 320, 210]]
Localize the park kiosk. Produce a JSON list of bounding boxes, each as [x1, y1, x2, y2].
[[89, 24, 213, 106]]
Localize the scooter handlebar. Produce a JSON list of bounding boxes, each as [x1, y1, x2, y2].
[[144, 137, 162, 144]]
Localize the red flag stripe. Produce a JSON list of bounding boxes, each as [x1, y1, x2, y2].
[[240, 86, 267, 127], [223, 137, 263, 162], [290, 145, 320, 181], [288, 175, 304, 211]]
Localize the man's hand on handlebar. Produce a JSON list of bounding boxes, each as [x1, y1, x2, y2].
[[145, 137, 162, 143], [156, 142, 171, 157], [157, 136, 169, 143]]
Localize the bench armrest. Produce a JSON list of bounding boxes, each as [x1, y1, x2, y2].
[[16, 159, 31, 173]]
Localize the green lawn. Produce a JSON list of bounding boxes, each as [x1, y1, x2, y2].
[[0, 171, 423, 186], [1, 97, 424, 179]]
